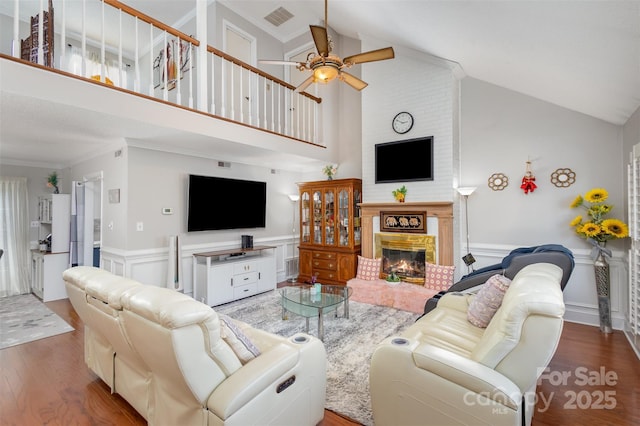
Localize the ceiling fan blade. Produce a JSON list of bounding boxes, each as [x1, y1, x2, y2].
[[339, 72, 368, 91], [310, 25, 329, 56], [295, 75, 315, 93], [259, 60, 302, 66], [343, 47, 395, 65]]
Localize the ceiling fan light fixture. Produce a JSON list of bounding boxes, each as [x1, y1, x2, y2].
[[259, 0, 394, 92], [313, 65, 339, 83]]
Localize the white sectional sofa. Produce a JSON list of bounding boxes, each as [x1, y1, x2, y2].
[[63, 266, 327, 426]]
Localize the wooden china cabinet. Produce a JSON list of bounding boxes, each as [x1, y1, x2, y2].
[[297, 178, 362, 286]]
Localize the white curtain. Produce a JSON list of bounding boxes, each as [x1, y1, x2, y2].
[[64, 44, 131, 89], [0, 177, 31, 297]]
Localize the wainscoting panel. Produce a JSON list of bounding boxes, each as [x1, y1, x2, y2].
[[100, 235, 296, 299], [469, 244, 628, 330]]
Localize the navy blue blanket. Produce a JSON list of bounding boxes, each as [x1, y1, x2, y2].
[[460, 244, 575, 281]]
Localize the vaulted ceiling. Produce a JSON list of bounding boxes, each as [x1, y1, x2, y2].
[[172, 0, 640, 126]]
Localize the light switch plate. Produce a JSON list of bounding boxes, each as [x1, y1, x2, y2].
[[109, 189, 120, 203]]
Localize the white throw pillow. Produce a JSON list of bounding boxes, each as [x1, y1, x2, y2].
[[218, 313, 261, 364]]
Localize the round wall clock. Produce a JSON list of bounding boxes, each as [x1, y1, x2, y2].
[[392, 112, 414, 134]]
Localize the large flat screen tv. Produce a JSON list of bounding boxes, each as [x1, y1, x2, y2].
[[375, 136, 434, 183], [188, 174, 267, 232]]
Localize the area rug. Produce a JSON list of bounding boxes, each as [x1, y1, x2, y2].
[[0, 293, 74, 349], [215, 290, 419, 426]]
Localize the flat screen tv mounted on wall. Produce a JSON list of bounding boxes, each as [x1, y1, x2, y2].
[[187, 174, 267, 232], [375, 136, 434, 183]]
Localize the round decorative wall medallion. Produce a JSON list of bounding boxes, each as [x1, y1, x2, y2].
[[550, 168, 576, 188], [488, 173, 509, 191]]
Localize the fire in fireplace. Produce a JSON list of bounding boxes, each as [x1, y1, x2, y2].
[[375, 233, 436, 284]]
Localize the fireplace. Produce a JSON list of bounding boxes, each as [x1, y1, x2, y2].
[[375, 233, 436, 284]]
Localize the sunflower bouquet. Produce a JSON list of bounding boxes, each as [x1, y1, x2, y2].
[[569, 188, 629, 243]]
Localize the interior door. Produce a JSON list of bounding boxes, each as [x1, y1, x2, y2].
[[225, 23, 255, 123], [71, 177, 101, 267]]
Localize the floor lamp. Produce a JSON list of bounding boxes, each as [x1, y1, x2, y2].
[[287, 194, 300, 282], [457, 187, 477, 272]]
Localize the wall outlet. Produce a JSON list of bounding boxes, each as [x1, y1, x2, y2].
[[136, 222, 144, 231], [30, 220, 40, 228]]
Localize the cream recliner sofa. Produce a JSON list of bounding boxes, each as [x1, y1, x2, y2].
[[64, 266, 327, 425], [369, 263, 565, 426], [64, 266, 151, 417]]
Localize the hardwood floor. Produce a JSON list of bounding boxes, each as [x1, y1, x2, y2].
[[1, 298, 638, 425]]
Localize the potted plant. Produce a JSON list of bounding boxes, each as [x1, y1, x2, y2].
[[386, 270, 401, 284], [323, 164, 338, 180], [47, 171, 59, 194], [392, 185, 407, 202]]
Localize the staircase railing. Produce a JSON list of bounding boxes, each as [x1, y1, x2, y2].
[[3, 0, 321, 145]]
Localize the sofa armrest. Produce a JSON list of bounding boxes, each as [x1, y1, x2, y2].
[[412, 343, 521, 409], [208, 336, 325, 420], [435, 292, 473, 312], [208, 343, 298, 418]]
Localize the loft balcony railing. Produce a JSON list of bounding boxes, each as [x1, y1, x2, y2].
[[2, 0, 322, 145]]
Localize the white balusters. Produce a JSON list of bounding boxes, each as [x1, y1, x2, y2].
[[220, 56, 226, 118], [239, 65, 244, 123], [3, 0, 320, 144], [277, 83, 281, 134], [210, 53, 216, 114], [229, 62, 236, 120], [162, 31, 168, 101], [262, 77, 267, 129], [134, 17, 140, 92], [188, 43, 194, 109], [11, 0, 19, 57], [176, 37, 182, 105], [148, 24, 153, 95], [81, 0, 86, 76], [100, 0, 105, 83], [60, 0, 66, 69], [118, 9, 123, 87]]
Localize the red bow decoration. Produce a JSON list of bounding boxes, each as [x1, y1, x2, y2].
[[520, 160, 537, 194], [521, 176, 537, 194]]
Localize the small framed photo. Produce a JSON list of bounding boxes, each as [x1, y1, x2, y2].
[[380, 211, 427, 233]]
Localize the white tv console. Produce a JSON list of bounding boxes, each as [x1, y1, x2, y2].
[[192, 245, 276, 306]]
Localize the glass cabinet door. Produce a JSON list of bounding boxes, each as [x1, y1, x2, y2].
[[338, 189, 349, 246], [313, 190, 322, 244], [354, 188, 362, 245], [301, 191, 310, 243], [324, 189, 335, 245]]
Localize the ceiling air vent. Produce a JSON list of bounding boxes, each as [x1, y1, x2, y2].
[[264, 7, 294, 27]]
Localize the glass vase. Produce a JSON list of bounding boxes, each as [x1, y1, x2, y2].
[[593, 245, 612, 333]]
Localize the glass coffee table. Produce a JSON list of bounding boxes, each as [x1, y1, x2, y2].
[[280, 285, 353, 341]]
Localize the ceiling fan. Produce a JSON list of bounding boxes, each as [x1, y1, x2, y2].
[[260, 0, 395, 93]]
